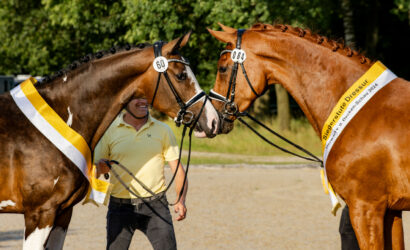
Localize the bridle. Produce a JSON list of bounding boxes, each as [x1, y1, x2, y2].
[[150, 41, 207, 127], [209, 29, 262, 122], [210, 29, 323, 167], [103, 40, 210, 206]]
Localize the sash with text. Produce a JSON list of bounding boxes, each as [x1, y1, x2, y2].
[[320, 61, 397, 214]]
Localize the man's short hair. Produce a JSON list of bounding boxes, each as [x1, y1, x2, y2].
[[132, 92, 147, 99]]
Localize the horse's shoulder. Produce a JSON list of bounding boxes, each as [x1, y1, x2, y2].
[[0, 93, 25, 122], [0, 93, 41, 140]]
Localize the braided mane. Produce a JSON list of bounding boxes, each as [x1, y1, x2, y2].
[[40, 42, 152, 84], [250, 23, 371, 65]]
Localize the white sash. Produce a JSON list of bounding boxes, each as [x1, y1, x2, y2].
[[11, 77, 110, 205], [320, 61, 397, 214]]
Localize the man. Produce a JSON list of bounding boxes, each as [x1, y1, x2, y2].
[[340, 205, 360, 250], [94, 96, 187, 250]]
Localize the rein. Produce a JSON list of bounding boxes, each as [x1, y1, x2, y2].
[[104, 96, 207, 206], [238, 112, 322, 166], [102, 41, 210, 206], [211, 29, 323, 167]]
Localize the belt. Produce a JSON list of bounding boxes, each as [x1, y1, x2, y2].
[[110, 192, 165, 206]]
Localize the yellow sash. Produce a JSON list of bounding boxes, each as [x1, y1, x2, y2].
[[320, 61, 397, 214], [10, 77, 110, 205]]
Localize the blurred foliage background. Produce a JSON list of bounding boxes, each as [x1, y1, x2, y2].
[[1, 0, 409, 121]]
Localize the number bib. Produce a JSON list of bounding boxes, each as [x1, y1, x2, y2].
[[153, 56, 168, 72], [231, 49, 246, 63]]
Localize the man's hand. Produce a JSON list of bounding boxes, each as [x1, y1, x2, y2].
[[168, 159, 188, 221], [174, 201, 187, 221], [96, 159, 110, 177]]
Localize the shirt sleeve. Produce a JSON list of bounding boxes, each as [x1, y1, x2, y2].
[[163, 126, 180, 162], [93, 130, 111, 164]]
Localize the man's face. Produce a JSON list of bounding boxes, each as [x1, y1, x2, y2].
[[127, 98, 149, 117]]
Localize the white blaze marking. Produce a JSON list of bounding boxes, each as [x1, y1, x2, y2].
[[66, 107, 73, 127], [185, 66, 203, 94], [45, 227, 67, 250], [54, 176, 60, 187], [23, 226, 52, 250], [186, 66, 219, 135], [0, 200, 16, 210]]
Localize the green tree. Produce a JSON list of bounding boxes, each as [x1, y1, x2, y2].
[[392, 0, 410, 25], [0, 0, 342, 85], [0, 1, 52, 74], [1, 0, 408, 118], [0, 0, 126, 75], [121, 0, 273, 91]]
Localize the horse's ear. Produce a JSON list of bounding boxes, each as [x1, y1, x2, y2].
[[207, 28, 235, 44], [163, 31, 192, 56], [218, 23, 236, 33]]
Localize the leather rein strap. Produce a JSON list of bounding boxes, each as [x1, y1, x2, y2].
[[103, 40, 210, 205], [238, 112, 323, 165], [104, 96, 208, 206]]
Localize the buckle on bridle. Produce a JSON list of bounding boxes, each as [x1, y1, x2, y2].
[[223, 101, 238, 116], [220, 101, 239, 122], [175, 110, 195, 127]]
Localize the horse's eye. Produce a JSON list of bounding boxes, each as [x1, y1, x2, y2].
[[176, 72, 187, 81], [219, 66, 227, 73]]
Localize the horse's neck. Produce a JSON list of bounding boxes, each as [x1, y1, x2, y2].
[[36, 50, 149, 147], [263, 34, 370, 135]]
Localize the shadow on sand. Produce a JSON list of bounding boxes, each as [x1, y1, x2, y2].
[[0, 230, 23, 243]]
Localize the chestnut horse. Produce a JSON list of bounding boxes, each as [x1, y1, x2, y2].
[[208, 23, 410, 249], [0, 33, 219, 249]]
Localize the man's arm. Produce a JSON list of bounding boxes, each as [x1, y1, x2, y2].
[[94, 131, 111, 178], [168, 159, 188, 221], [96, 159, 111, 178]]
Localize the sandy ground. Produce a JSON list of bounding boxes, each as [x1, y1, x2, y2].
[[1, 165, 410, 249]]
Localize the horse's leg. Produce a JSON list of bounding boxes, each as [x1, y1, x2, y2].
[[44, 176, 89, 250], [23, 208, 57, 250], [384, 210, 404, 250], [45, 207, 73, 250], [349, 202, 386, 250]]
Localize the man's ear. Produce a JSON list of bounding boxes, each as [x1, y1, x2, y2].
[[162, 31, 192, 56], [207, 28, 235, 44]]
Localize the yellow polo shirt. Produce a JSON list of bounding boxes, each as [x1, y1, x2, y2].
[[94, 112, 179, 198]]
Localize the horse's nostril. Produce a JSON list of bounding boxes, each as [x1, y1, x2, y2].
[[211, 119, 217, 132]]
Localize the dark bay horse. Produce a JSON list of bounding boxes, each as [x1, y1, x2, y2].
[[0, 33, 219, 249], [208, 23, 410, 249]]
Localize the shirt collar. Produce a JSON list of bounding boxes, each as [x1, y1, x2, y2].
[[116, 110, 154, 128]]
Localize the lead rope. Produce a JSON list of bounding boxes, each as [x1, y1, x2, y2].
[[167, 96, 208, 205], [102, 125, 187, 205], [104, 96, 208, 206], [237, 112, 323, 166]]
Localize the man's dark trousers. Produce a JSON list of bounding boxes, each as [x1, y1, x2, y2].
[[339, 205, 360, 250], [107, 196, 177, 250]]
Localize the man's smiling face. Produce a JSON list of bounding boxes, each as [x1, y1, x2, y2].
[[127, 98, 149, 117]]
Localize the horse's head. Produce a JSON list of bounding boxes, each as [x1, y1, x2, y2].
[[131, 33, 219, 138], [207, 24, 268, 134]]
